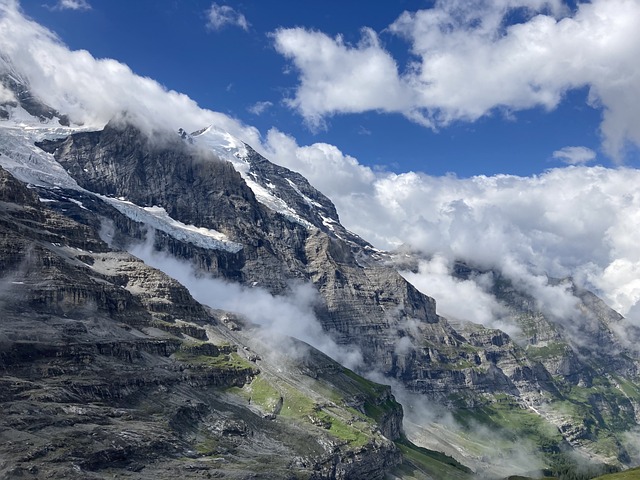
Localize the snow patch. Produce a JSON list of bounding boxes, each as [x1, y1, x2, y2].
[[285, 178, 323, 208], [192, 124, 314, 228], [0, 125, 82, 188], [99, 196, 243, 253]]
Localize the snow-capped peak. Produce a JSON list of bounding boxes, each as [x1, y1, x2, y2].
[[191, 124, 248, 162]]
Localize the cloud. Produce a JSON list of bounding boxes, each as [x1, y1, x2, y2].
[[260, 127, 640, 330], [400, 255, 520, 337], [206, 3, 249, 32], [273, 0, 640, 160], [129, 237, 363, 370], [552, 146, 596, 165], [0, 82, 16, 103], [273, 27, 413, 129], [50, 0, 91, 11], [247, 100, 273, 115], [0, 0, 261, 142]]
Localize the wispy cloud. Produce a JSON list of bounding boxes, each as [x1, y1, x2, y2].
[[206, 3, 249, 32], [248, 100, 273, 115], [50, 0, 91, 11], [129, 238, 363, 370], [273, 0, 640, 162], [552, 146, 596, 165]]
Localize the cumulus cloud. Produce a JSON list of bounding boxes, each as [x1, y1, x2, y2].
[[552, 146, 597, 165], [247, 100, 273, 115], [50, 0, 91, 11], [206, 3, 249, 32], [273, 27, 412, 129], [273, 0, 640, 160]]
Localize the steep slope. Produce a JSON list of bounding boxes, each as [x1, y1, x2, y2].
[[1, 77, 640, 477], [0, 164, 406, 479]]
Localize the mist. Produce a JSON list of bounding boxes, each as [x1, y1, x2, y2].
[[128, 236, 363, 371]]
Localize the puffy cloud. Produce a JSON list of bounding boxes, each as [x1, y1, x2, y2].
[[0, 0, 261, 143], [399, 167, 640, 326], [552, 146, 596, 165], [273, 0, 640, 160], [273, 27, 413, 129], [206, 3, 249, 32]]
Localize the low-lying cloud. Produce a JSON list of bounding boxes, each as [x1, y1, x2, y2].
[[129, 237, 363, 370], [265, 129, 640, 331]]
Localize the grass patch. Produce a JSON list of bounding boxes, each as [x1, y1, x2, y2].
[[173, 350, 255, 372], [526, 342, 569, 360], [594, 467, 640, 479], [245, 375, 282, 413]]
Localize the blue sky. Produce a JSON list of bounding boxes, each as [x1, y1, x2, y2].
[[16, 0, 631, 177]]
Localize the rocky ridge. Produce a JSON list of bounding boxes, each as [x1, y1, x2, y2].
[[1, 76, 639, 477], [0, 164, 409, 479]]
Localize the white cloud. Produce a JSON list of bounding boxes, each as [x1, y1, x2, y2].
[[206, 3, 249, 32], [552, 146, 596, 165], [260, 126, 640, 329], [0, 0, 261, 143], [273, 0, 640, 161], [51, 0, 91, 11], [0, 82, 16, 103], [400, 255, 519, 337], [130, 239, 363, 370], [248, 100, 273, 115], [273, 27, 413, 129]]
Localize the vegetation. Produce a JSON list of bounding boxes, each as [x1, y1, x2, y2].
[[173, 347, 255, 373], [526, 342, 569, 359], [391, 436, 473, 480], [593, 467, 640, 479]]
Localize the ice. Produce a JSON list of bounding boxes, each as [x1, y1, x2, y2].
[[98, 196, 243, 253], [192, 124, 314, 228]]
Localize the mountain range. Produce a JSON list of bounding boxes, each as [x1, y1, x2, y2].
[[1, 63, 639, 480]]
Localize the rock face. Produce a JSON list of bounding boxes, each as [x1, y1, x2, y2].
[[30, 120, 640, 470], [0, 165, 404, 479], [1, 82, 639, 476]]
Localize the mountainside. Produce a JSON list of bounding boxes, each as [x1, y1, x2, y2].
[[1, 74, 640, 479]]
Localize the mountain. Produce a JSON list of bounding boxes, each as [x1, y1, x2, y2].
[[1, 71, 639, 479]]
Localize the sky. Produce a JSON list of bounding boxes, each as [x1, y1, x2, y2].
[[5, 0, 640, 338], [13, 0, 639, 177]]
